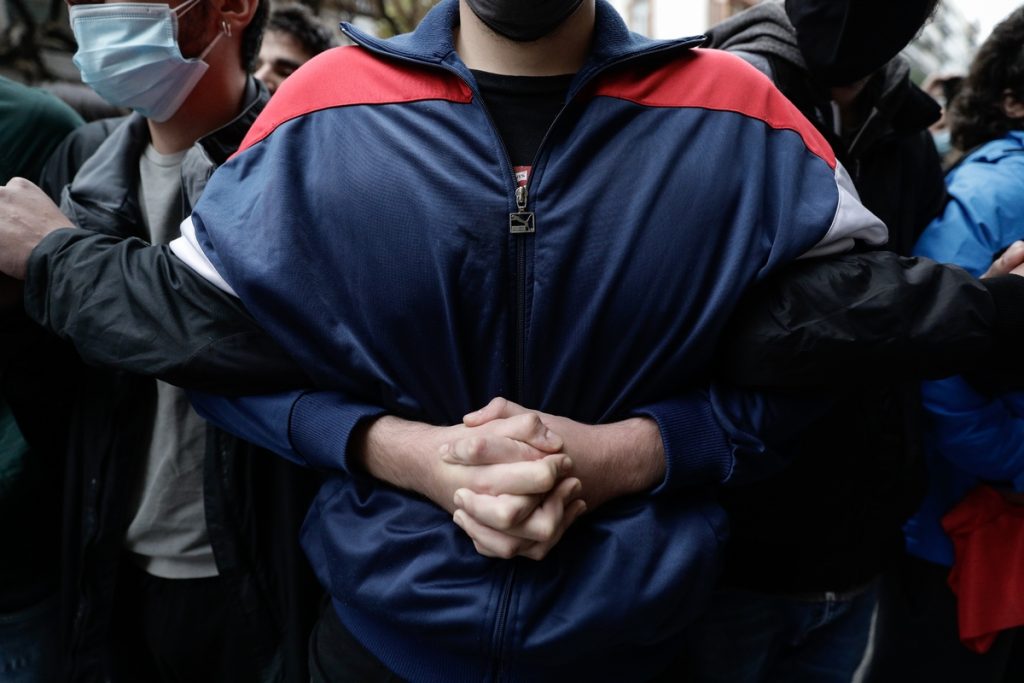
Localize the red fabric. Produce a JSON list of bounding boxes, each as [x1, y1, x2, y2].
[[235, 46, 473, 156], [587, 48, 837, 170], [942, 485, 1024, 653]]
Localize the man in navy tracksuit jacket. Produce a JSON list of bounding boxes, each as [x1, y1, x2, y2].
[[161, 0, 890, 679], [1, 0, 887, 680]]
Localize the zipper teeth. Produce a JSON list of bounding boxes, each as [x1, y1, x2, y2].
[[491, 563, 517, 682], [515, 240, 526, 401]]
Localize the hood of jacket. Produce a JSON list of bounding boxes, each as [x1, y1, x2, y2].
[[706, 0, 804, 72], [708, 1, 938, 161]]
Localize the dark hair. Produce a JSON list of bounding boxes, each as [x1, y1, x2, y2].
[[268, 3, 336, 58], [949, 6, 1024, 152], [940, 76, 964, 105], [241, 0, 270, 73]]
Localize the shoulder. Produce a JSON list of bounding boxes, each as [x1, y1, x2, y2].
[[0, 78, 81, 131], [236, 46, 472, 155], [589, 48, 834, 168], [38, 116, 130, 201], [914, 146, 1024, 269], [948, 141, 1024, 211], [592, 47, 782, 105]]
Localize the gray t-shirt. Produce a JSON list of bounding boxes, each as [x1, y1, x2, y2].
[[123, 143, 218, 579]]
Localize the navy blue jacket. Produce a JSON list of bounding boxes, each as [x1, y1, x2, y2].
[[175, 1, 886, 679]]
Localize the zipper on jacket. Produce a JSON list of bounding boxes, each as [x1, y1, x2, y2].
[[511, 185, 533, 400], [491, 561, 518, 682], [336, 26, 705, 402], [339, 23, 704, 678]]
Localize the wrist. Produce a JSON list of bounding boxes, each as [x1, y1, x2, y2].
[[357, 415, 456, 495], [599, 417, 665, 495], [551, 415, 664, 508], [358, 416, 427, 488]]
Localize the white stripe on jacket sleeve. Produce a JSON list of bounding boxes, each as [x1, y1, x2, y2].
[[169, 215, 238, 296], [799, 161, 889, 259]]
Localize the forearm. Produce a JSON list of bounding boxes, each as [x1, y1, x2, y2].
[[358, 415, 459, 508], [540, 414, 664, 509], [25, 229, 308, 394], [190, 389, 386, 472], [716, 251, 1017, 388]]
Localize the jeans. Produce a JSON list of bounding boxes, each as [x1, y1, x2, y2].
[[0, 595, 57, 683], [674, 581, 878, 683]]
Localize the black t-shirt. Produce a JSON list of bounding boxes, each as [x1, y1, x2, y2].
[[471, 70, 574, 168]]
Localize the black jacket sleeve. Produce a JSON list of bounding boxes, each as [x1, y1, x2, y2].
[[36, 116, 128, 203], [24, 228, 308, 394], [715, 251, 1024, 388]]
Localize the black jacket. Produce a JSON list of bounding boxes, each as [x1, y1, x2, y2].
[[22, 80, 322, 682], [705, 5, 950, 593], [712, 254, 1024, 593]]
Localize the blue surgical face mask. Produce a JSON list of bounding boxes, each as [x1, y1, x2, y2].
[[70, 0, 225, 122], [932, 129, 952, 157]]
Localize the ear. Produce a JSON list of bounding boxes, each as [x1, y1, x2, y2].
[[1003, 90, 1024, 120], [214, 0, 259, 39]]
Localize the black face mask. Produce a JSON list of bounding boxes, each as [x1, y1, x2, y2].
[[785, 0, 935, 85], [466, 0, 584, 42]]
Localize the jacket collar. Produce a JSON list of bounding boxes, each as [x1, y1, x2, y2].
[[196, 77, 268, 167], [339, 0, 704, 97]]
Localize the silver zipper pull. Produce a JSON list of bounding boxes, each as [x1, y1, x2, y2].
[[509, 185, 535, 234]]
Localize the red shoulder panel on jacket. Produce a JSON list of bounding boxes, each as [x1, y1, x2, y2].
[[236, 46, 473, 155], [588, 48, 836, 169]]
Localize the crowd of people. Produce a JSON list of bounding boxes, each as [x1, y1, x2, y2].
[[1, 0, 1023, 681]]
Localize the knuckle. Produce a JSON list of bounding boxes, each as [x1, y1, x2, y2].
[[534, 518, 557, 541], [524, 544, 549, 561], [532, 465, 556, 491], [469, 472, 494, 496], [495, 503, 520, 529], [495, 540, 518, 560], [467, 437, 486, 460]]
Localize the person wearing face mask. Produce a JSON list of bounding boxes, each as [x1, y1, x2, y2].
[[4, 0, 324, 680], [923, 72, 966, 170]]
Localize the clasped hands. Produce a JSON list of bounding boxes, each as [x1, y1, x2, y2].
[[442, 398, 587, 562], [360, 397, 664, 562]]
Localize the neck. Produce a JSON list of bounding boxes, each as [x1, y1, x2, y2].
[[455, 0, 593, 76], [148, 49, 248, 154]]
